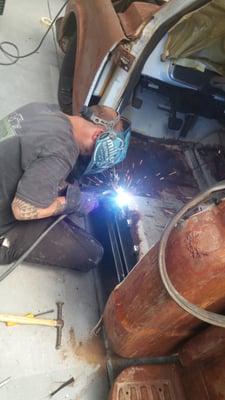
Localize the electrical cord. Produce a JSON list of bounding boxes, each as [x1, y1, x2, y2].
[[0, 214, 66, 282], [0, 0, 69, 65], [158, 181, 225, 328]]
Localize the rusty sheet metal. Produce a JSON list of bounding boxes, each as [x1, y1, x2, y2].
[[82, 135, 225, 200], [197, 356, 225, 400], [179, 325, 225, 366], [82, 135, 200, 200], [180, 355, 225, 400], [109, 365, 186, 400], [178, 364, 210, 400], [59, 0, 126, 114], [103, 200, 225, 358], [115, 135, 199, 200], [129, 195, 185, 259], [196, 145, 225, 183], [118, 2, 160, 39]]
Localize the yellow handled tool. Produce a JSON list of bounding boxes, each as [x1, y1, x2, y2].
[[6, 309, 54, 326], [6, 312, 34, 326], [0, 302, 64, 349], [0, 313, 60, 327]]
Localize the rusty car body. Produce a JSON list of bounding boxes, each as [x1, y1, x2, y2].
[[56, 0, 160, 114], [56, 1, 225, 399]]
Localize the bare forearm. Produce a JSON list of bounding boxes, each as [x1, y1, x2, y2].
[[12, 196, 67, 220]]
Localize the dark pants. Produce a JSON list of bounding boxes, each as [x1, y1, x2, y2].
[[0, 216, 103, 271]]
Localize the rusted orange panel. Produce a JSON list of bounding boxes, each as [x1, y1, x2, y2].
[[179, 326, 225, 366], [179, 364, 210, 400], [109, 365, 186, 400], [59, 0, 126, 114], [118, 2, 160, 39], [180, 356, 225, 400], [104, 201, 225, 358], [202, 357, 225, 399]]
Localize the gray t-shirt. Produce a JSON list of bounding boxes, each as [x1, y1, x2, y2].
[[0, 102, 79, 234]]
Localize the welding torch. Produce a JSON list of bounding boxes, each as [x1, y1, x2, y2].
[[80, 185, 134, 211]]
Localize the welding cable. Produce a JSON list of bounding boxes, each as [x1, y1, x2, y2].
[[0, 0, 69, 65], [0, 214, 66, 282], [158, 181, 225, 328]]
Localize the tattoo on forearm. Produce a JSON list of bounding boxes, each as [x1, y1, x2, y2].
[[12, 196, 67, 220], [12, 198, 39, 219]]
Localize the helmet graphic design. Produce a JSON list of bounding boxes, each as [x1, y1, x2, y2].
[[81, 105, 131, 175]]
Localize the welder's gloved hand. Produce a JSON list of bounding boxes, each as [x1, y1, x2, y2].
[[78, 191, 99, 215], [65, 183, 99, 215], [65, 182, 82, 214]]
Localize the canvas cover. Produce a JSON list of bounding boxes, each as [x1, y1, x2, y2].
[[162, 0, 225, 76]]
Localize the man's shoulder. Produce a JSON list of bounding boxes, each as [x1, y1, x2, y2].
[[12, 102, 59, 115], [47, 130, 79, 163]]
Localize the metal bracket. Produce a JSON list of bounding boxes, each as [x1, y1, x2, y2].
[[115, 44, 135, 72]]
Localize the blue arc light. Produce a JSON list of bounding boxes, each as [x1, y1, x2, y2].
[[115, 187, 133, 208]]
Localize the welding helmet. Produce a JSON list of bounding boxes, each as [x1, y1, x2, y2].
[[81, 105, 131, 175]]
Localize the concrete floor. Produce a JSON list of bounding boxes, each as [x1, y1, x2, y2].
[[0, 1, 108, 399], [0, 0, 60, 117]]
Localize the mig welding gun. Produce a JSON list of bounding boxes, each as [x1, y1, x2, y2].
[[65, 182, 131, 216]]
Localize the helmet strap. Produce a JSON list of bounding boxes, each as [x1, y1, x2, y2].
[[81, 106, 120, 130]]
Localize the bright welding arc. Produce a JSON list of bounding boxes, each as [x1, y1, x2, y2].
[[115, 186, 133, 208]]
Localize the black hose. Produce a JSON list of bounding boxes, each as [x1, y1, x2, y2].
[[0, 214, 66, 282], [0, 0, 69, 65]]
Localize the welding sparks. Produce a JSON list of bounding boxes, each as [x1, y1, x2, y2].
[[83, 157, 151, 200]]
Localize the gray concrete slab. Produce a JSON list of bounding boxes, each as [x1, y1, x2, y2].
[[0, 1, 108, 399], [0, 264, 108, 400], [0, 0, 64, 117]]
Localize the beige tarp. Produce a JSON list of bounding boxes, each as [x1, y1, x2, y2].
[[162, 0, 225, 76]]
